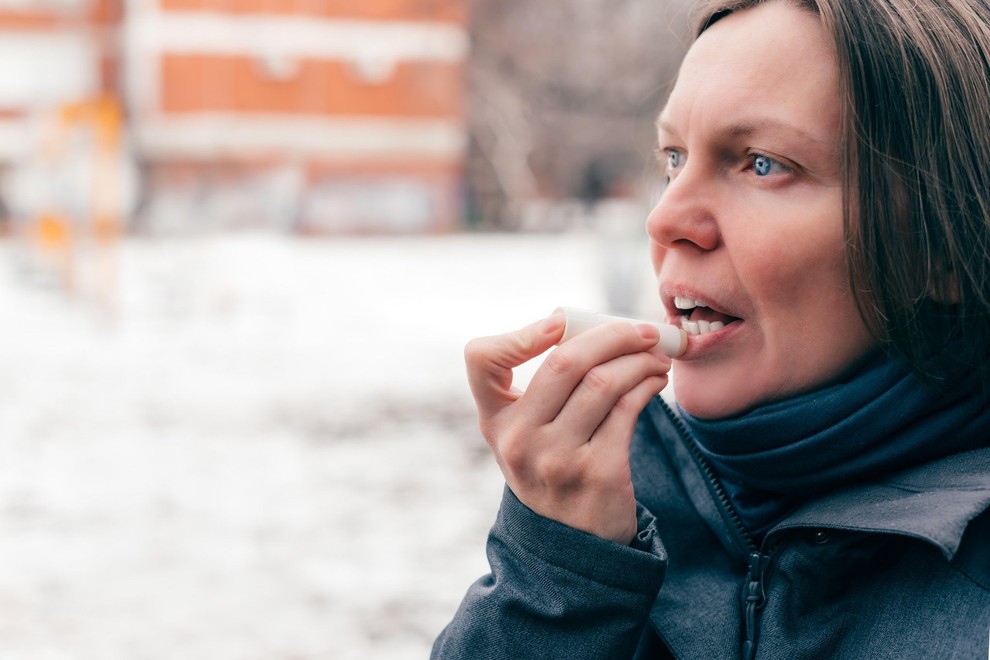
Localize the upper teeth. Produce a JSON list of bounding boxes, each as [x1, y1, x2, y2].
[[674, 296, 708, 310]]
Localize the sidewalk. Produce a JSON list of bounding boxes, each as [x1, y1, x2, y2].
[[0, 232, 617, 659]]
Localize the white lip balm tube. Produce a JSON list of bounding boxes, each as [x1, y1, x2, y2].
[[554, 306, 688, 358]]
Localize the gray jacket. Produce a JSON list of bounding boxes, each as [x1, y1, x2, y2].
[[433, 397, 990, 659]]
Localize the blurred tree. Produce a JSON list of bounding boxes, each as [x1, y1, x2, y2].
[[466, 0, 693, 230]]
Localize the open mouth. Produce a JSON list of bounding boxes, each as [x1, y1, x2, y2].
[[673, 296, 741, 336]]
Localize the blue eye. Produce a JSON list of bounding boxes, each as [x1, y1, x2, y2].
[[752, 154, 787, 177], [665, 149, 684, 170]]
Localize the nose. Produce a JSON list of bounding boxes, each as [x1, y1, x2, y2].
[[646, 172, 720, 252]]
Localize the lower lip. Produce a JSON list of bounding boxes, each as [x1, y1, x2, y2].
[[677, 320, 744, 358]]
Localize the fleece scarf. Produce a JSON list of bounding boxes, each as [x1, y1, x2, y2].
[[677, 352, 990, 537]]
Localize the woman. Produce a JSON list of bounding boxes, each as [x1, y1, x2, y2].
[[434, 1, 990, 657]]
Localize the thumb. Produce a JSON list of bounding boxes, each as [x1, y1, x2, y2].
[[464, 312, 565, 417]]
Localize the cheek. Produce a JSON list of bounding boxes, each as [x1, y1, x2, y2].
[[756, 241, 858, 338], [744, 226, 851, 320]]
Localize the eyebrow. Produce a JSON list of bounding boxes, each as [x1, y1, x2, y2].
[[656, 117, 832, 151]]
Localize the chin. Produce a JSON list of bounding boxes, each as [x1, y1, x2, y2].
[[672, 382, 757, 420]]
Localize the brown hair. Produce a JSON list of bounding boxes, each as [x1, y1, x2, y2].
[[691, 0, 990, 392]]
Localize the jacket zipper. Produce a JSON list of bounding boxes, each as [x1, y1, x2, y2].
[[657, 398, 769, 660], [742, 551, 769, 660]]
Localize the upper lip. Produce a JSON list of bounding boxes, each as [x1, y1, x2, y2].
[[660, 284, 739, 322]]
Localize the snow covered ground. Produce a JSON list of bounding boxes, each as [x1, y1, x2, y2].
[[0, 231, 656, 659]]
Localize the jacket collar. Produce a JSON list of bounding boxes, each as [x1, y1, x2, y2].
[[650, 396, 990, 561], [774, 447, 990, 560]]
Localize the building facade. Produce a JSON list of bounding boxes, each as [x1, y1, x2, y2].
[[0, 0, 467, 233]]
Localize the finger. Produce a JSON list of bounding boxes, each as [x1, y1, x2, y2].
[[519, 321, 662, 425], [465, 313, 565, 418], [590, 374, 669, 458], [555, 350, 670, 441]]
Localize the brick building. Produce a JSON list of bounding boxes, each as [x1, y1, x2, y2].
[[0, 0, 120, 156], [0, 0, 468, 233]]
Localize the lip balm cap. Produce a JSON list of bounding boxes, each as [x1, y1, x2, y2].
[[554, 306, 688, 358], [656, 323, 689, 358]]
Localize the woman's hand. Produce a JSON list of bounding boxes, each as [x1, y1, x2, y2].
[[464, 312, 672, 545]]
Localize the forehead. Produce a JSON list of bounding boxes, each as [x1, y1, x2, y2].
[[660, 2, 838, 138]]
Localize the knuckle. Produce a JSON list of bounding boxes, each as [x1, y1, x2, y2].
[[511, 330, 538, 357], [463, 337, 486, 366], [534, 453, 580, 488], [583, 366, 613, 394], [543, 349, 574, 376], [498, 429, 531, 471], [613, 376, 666, 413], [606, 321, 630, 338], [613, 392, 637, 413], [608, 321, 639, 342]]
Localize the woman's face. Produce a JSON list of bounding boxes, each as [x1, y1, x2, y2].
[[648, 1, 878, 419]]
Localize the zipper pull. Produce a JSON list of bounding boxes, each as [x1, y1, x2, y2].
[[742, 551, 768, 660]]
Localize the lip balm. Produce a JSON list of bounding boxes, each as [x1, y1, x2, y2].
[[554, 306, 688, 358]]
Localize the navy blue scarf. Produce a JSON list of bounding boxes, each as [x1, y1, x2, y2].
[[678, 351, 990, 536]]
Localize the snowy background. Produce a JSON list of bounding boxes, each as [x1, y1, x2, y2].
[[0, 230, 656, 659]]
